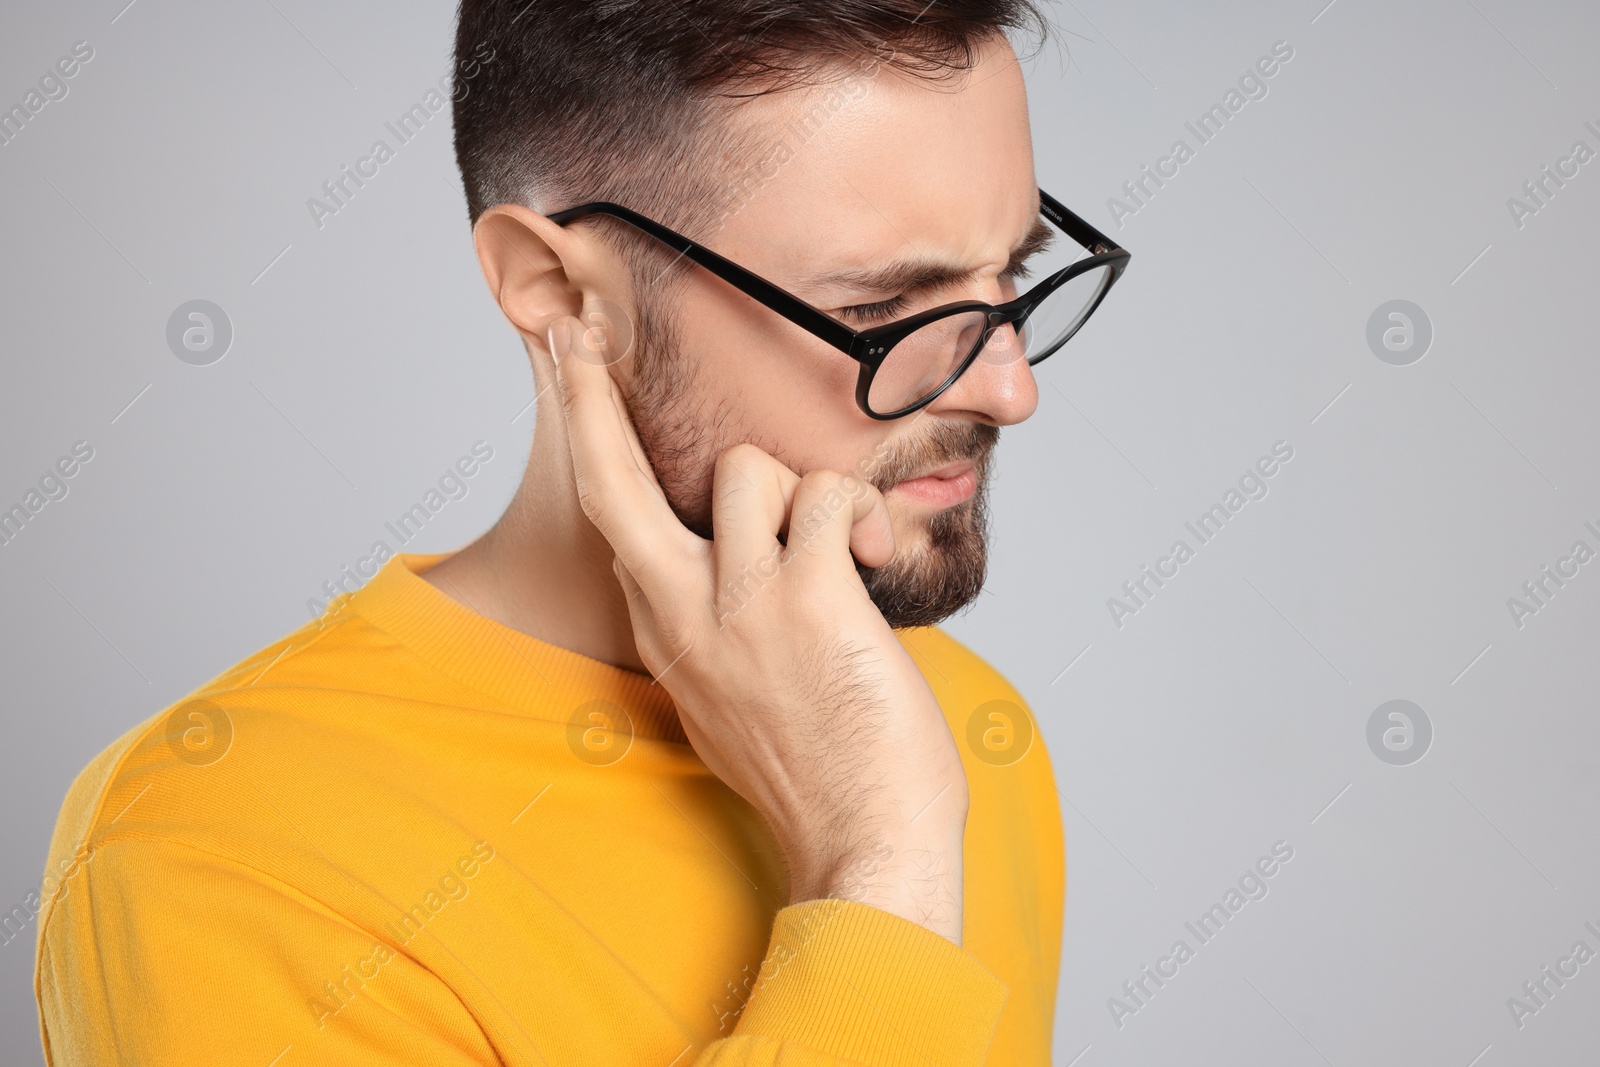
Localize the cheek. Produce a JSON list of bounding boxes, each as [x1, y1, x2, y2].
[[682, 285, 874, 459]]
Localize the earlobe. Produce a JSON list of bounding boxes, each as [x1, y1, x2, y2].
[[472, 204, 581, 346]]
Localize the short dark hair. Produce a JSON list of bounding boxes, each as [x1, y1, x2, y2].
[[451, 0, 1049, 241]]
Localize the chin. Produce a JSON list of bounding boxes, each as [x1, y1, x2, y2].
[[861, 494, 991, 629]]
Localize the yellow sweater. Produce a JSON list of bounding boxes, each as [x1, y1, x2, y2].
[[35, 553, 1063, 1066]]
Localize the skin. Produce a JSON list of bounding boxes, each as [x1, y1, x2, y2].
[[425, 33, 1041, 943]]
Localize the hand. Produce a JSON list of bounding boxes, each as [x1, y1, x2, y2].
[[549, 321, 970, 944]]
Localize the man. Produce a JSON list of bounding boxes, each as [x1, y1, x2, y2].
[[36, 2, 1129, 1063]]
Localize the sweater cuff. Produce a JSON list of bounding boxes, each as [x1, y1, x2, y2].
[[734, 898, 1008, 1066]]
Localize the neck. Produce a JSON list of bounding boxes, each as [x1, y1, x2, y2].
[[420, 383, 647, 675]]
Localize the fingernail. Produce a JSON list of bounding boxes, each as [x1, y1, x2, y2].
[[547, 322, 563, 367]]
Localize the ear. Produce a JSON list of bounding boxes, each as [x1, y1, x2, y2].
[[472, 204, 584, 352]]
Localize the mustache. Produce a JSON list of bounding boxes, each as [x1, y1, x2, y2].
[[868, 421, 999, 491]]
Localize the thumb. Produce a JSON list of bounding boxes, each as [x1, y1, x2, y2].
[[613, 555, 671, 673]]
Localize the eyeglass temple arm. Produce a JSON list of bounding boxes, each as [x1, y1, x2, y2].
[[1038, 188, 1123, 256], [549, 191, 1126, 354], [547, 201, 859, 355]]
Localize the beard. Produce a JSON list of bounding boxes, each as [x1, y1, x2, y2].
[[856, 418, 995, 628], [620, 291, 996, 629]]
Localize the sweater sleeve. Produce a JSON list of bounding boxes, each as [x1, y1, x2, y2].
[[36, 837, 502, 1067], [39, 840, 1006, 1067], [695, 898, 1009, 1067]]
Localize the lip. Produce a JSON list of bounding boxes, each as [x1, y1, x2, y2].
[[889, 461, 978, 509]]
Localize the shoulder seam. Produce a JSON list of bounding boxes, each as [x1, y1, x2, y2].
[[33, 612, 357, 953], [35, 833, 384, 954]]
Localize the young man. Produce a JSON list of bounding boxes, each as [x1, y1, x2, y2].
[[36, 2, 1129, 1063]]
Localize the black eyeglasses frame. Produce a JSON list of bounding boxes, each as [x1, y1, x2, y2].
[[549, 187, 1130, 420]]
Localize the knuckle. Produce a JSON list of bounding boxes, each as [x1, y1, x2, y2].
[[573, 477, 607, 522], [796, 470, 852, 515], [789, 480, 851, 549], [556, 377, 597, 425], [718, 443, 770, 482], [798, 469, 845, 495], [722, 442, 766, 465], [837, 469, 873, 501]]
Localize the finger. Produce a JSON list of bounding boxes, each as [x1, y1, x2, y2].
[[607, 380, 665, 495], [784, 469, 895, 575], [554, 308, 667, 498], [549, 317, 696, 577], [846, 480, 896, 569], [710, 444, 799, 583], [612, 556, 671, 671]]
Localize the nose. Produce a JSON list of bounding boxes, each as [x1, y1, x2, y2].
[[923, 322, 1038, 426]]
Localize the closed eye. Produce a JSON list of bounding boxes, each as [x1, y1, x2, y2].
[[836, 293, 912, 325], [833, 227, 1053, 326]]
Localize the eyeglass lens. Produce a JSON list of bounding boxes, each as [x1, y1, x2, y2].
[[866, 262, 1115, 415]]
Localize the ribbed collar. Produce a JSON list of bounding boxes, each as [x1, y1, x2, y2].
[[348, 553, 687, 744]]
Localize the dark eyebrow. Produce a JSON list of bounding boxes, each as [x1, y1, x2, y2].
[[798, 217, 1057, 301]]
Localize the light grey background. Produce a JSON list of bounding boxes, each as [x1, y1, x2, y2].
[[2, 1, 1596, 1063]]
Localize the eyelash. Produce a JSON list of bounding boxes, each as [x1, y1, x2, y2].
[[836, 294, 910, 324], [836, 263, 1034, 325]]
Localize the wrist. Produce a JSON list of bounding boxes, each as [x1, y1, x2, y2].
[[842, 844, 965, 945], [786, 813, 968, 944]]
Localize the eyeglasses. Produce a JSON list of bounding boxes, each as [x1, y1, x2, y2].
[[549, 188, 1130, 420]]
